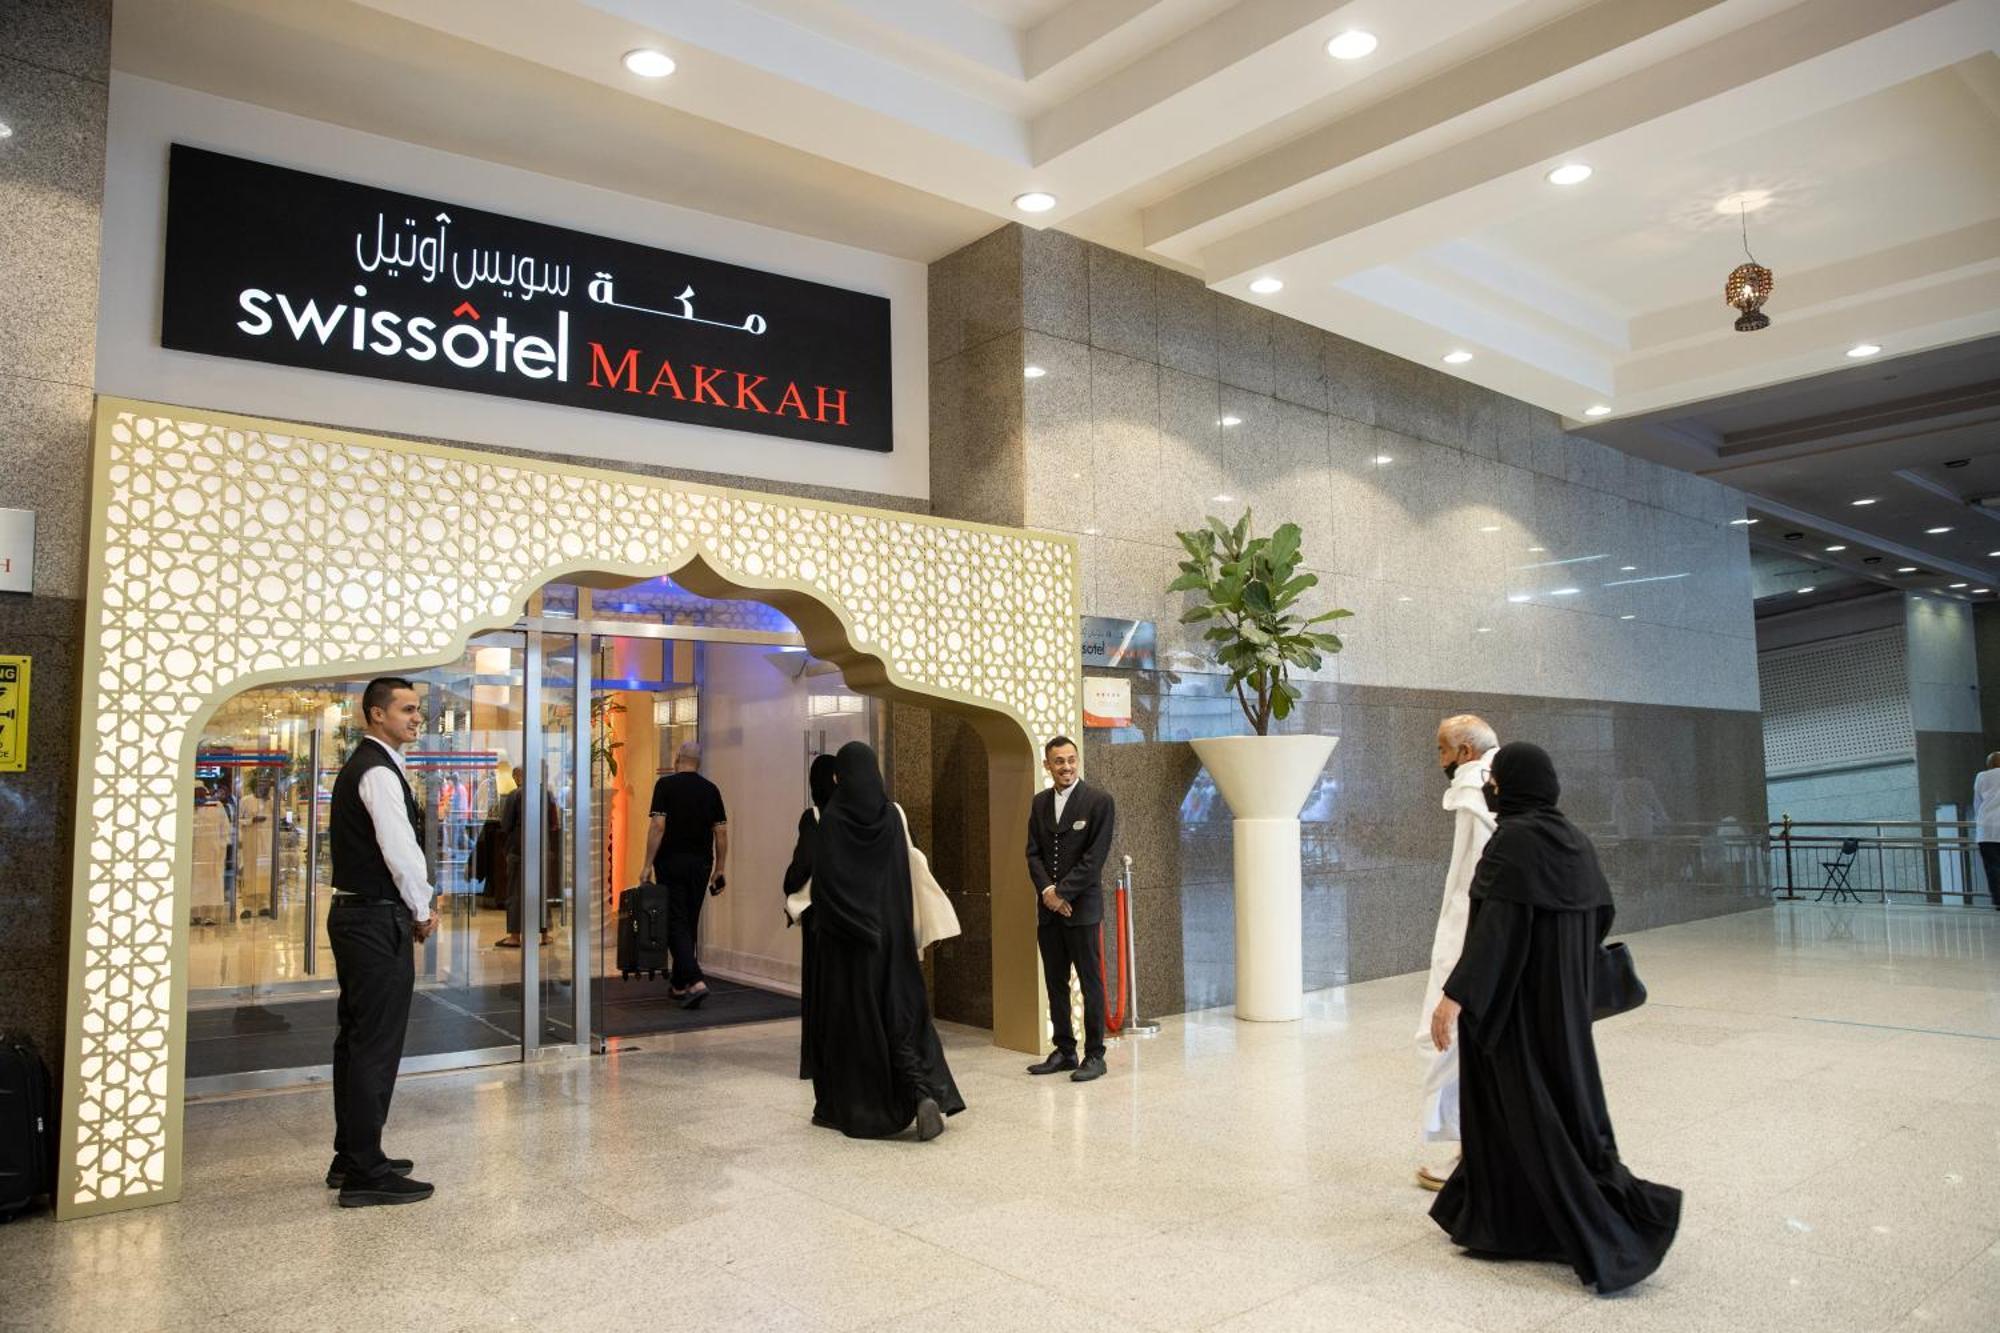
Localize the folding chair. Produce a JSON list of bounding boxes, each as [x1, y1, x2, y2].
[[1816, 838, 1861, 903]]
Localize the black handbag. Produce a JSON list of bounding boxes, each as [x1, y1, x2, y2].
[[1592, 941, 1646, 1021]]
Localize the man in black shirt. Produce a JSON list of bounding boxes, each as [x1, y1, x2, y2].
[[642, 742, 729, 1007]]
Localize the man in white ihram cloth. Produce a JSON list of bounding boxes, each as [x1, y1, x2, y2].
[[1416, 713, 1499, 1192]]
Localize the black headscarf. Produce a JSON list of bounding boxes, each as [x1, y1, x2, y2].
[[809, 742, 913, 946], [809, 753, 839, 811], [1469, 742, 1611, 912]]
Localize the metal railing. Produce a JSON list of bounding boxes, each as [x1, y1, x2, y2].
[[1768, 819, 1994, 906]]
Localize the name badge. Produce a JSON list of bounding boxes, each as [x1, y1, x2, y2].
[[1072, 819, 1087, 830]]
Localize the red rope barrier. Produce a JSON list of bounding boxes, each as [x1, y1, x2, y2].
[[1102, 882, 1130, 1034]]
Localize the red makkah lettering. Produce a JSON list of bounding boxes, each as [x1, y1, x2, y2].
[[775, 383, 810, 419], [814, 386, 849, 426], [647, 359, 686, 400], [734, 372, 770, 414], [588, 344, 640, 393]]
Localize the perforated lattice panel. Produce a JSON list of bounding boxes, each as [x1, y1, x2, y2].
[[61, 401, 1078, 1215], [1759, 627, 1913, 776]]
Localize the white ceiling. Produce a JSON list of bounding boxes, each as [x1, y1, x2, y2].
[[112, 0, 2000, 424]]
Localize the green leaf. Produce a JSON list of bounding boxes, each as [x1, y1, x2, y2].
[[1279, 573, 1318, 601], [1241, 581, 1274, 616], [1180, 605, 1216, 623], [1268, 522, 1301, 568], [1232, 509, 1251, 549], [1306, 607, 1355, 624], [1167, 570, 1210, 593]]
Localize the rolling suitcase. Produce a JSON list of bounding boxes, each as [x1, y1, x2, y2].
[[0, 1034, 55, 1222], [617, 884, 671, 980]]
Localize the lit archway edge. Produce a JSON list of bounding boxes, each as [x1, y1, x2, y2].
[[59, 398, 1079, 1217]]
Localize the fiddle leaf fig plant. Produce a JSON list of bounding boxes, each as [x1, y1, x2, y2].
[[1169, 509, 1352, 735]]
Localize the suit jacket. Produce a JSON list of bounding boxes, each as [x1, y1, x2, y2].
[[1026, 780, 1117, 927]]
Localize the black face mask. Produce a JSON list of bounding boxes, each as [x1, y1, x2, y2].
[[1443, 760, 1459, 779], [1482, 782, 1500, 811]]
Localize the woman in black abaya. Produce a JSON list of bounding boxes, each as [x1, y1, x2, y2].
[[783, 754, 838, 1080], [1428, 742, 1680, 1295], [802, 742, 964, 1140]]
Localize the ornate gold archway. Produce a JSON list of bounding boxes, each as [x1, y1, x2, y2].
[[59, 398, 1079, 1218]]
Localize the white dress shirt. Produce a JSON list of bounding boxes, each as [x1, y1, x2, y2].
[[1976, 768, 2000, 844], [1053, 780, 1077, 826], [358, 735, 436, 920]]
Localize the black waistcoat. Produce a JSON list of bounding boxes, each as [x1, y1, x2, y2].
[[329, 738, 424, 900]]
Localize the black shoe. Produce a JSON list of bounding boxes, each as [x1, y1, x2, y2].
[[915, 1097, 945, 1142], [1027, 1051, 1078, 1075], [1070, 1056, 1107, 1083], [678, 982, 710, 1009], [337, 1172, 434, 1207], [325, 1156, 413, 1189]]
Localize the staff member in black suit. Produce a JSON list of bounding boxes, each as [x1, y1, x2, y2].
[[1025, 735, 1117, 1083], [326, 677, 438, 1206]]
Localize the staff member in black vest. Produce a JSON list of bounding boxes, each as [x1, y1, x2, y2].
[[1025, 736, 1117, 1083], [325, 677, 438, 1206]]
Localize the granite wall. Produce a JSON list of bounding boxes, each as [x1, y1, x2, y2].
[[930, 223, 1770, 1018], [0, 1, 110, 1063]]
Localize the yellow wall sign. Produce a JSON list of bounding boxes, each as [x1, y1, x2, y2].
[[0, 655, 28, 772]]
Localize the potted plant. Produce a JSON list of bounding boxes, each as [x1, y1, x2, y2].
[[1171, 511, 1350, 1021]]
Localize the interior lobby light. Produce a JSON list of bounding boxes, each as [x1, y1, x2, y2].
[[1442, 350, 1473, 364], [1851, 498, 1877, 506], [1213, 493, 1235, 503], [1475, 626, 1493, 633], [1326, 30, 1379, 60], [1479, 525, 1501, 532], [1951, 582, 1969, 589], [1550, 587, 1581, 596], [1620, 614, 1636, 620], [1798, 586, 1816, 594], [1619, 565, 1637, 571], [1508, 594, 1532, 603], [1977, 588, 1992, 595], [1583, 405, 1611, 417], [1729, 518, 1757, 525], [1527, 546, 1547, 553], [1023, 365, 1047, 378], [1546, 163, 1593, 186], [0, 121, 13, 140], [622, 48, 677, 78], [1013, 191, 1057, 213], [1897, 566, 1918, 573], [1928, 526, 1953, 534], [1249, 276, 1284, 295], [1372, 453, 1394, 465], [1846, 343, 1882, 358], [1825, 545, 1847, 552], [1219, 415, 1242, 427]]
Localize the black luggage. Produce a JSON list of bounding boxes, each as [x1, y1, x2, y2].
[[617, 884, 671, 980], [0, 1034, 55, 1222]]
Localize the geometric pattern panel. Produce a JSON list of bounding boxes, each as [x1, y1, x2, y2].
[[62, 399, 1078, 1215], [1758, 626, 1913, 777]]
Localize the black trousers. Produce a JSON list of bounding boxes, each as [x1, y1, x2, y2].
[[1038, 917, 1105, 1060], [1980, 843, 2000, 909], [329, 897, 415, 1180], [657, 852, 712, 989]]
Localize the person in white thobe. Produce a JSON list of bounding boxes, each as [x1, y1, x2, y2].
[[1417, 714, 1499, 1191], [1974, 753, 2000, 909]]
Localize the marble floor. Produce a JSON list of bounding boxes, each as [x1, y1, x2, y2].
[[5, 901, 1998, 1331]]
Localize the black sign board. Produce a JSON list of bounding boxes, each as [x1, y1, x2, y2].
[[161, 145, 893, 452]]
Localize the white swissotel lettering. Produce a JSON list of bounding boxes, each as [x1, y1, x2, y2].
[[234, 284, 570, 381]]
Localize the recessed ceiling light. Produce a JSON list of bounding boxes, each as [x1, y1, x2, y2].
[[1550, 587, 1581, 596], [1977, 588, 1992, 595], [1851, 498, 1877, 506], [1219, 415, 1242, 427], [1583, 405, 1612, 417], [1896, 566, 1918, 574], [1326, 30, 1379, 60], [1507, 594, 1532, 603], [1249, 276, 1284, 295], [1479, 525, 1501, 532], [1082, 527, 1101, 536], [1619, 565, 1637, 572], [1442, 350, 1474, 365], [1619, 614, 1636, 620], [1397, 595, 1414, 602], [1372, 454, 1394, 465], [1528, 546, 1547, 553], [1846, 343, 1882, 359], [1546, 163, 1593, 186], [1213, 494, 1234, 503], [1950, 582, 1969, 589], [1825, 545, 1847, 552], [1013, 191, 1057, 214], [622, 48, 676, 78], [1023, 365, 1046, 379], [1798, 586, 1815, 594], [0, 122, 13, 141], [1729, 518, 1757, 526], [1928, 526, 1953, 534], [1474, 626, 1493, 634], [1716, 189, 1772, 215]]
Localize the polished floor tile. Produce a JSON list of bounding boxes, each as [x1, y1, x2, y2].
[[4, 901, 1995, 1331]]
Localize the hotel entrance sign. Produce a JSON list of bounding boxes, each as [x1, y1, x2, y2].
[[160, 145, 893, 453], [0, 508, 32, 593], [0, 657, 28, 773], [1080, 616, 1156, 670]]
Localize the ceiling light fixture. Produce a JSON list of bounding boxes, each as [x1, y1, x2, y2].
[[1475, 626, 1493, 634], [1551, 587, 1581, 596], [1023, 365, 1046, 379], [1851, 498, 1877, 506], [1951, 582, 1969, 590], [1507, 594, 1532, 603], [1928, 526, 1953, 534], [1620, 614, 1636, 620], [1584, 405, 1611, 417], [1977, 589, 1992, 595], [1219, 415, 1242, 427], [0, 121, 13, 140], [1479, 525, 1501, 532], [1988, 551, 2000, 558], [1846, 343, 1881, 359], [1442, 350, 1474, 365], [1896, 566, 1918, 574], [1825, 545, 1847, 552], [622, 48, 677, 78], [1724, 201, 1774, 332], [1619, 566, 1637, 572], [1372, 453, 1394, 465], [1249, 276, 1284, 295], [1013, 191, 1057, 214], [1546, 163, 1593, 186], [1729, 518, 1757, 526], [1213, 494, 1235, 503], [1798, 586, 1816, 594], [1326, 30, 1379, 60]]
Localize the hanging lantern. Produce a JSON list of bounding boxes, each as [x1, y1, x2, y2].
[[1726, 261, 1773, 331], [1724, 200, 1773, 332]]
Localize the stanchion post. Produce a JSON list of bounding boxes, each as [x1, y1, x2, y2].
[[1118, 853, 1159, 1038]]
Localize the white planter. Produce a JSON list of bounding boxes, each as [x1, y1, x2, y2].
[[1191, 733, 1339, 1022]]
